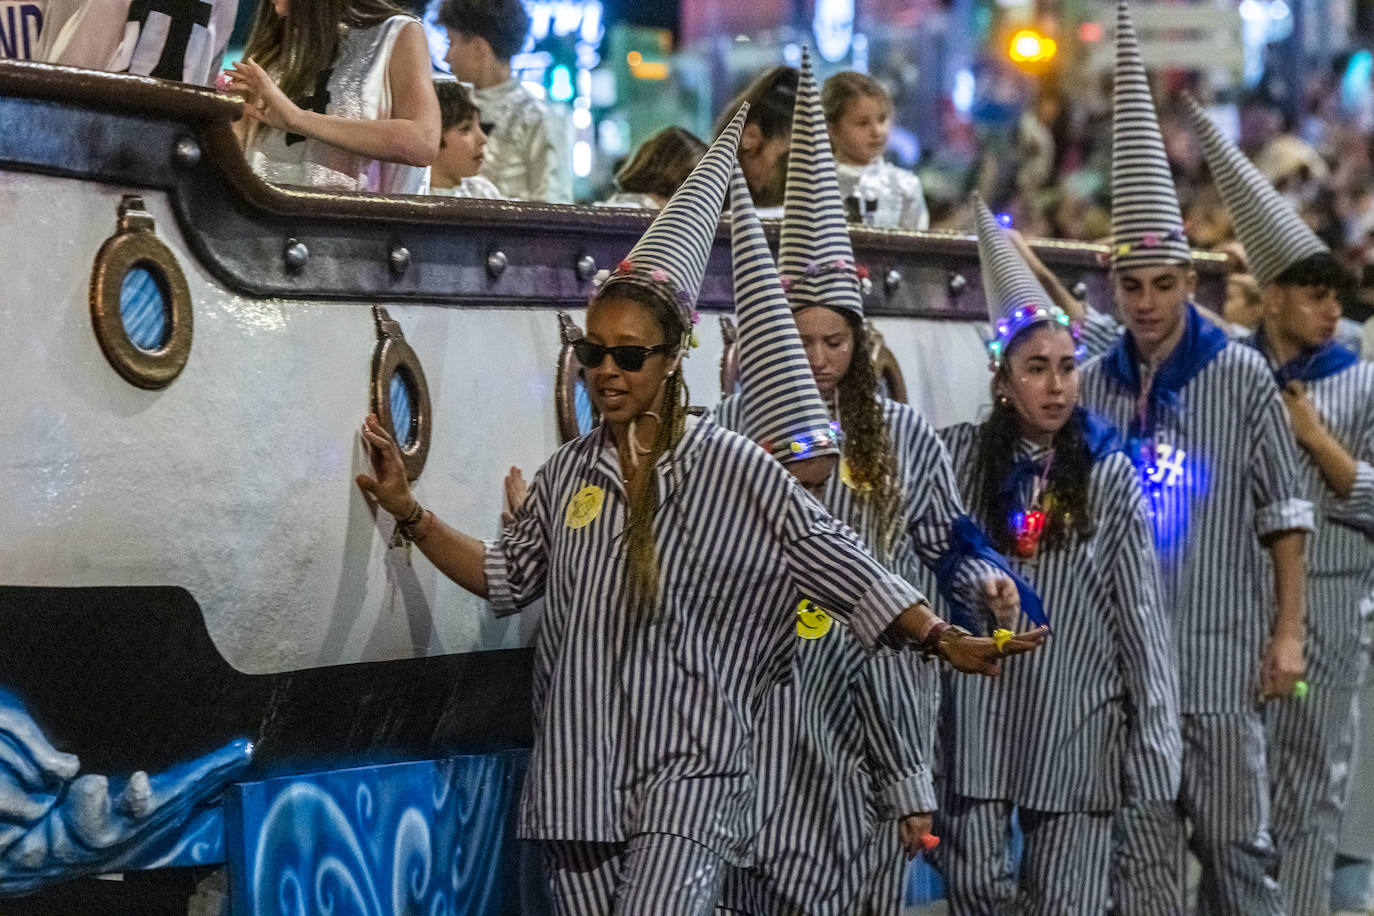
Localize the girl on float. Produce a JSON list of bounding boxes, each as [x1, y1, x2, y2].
[[928, 197, 1180, 915], [712, 50, 1035, 916], [226, 0, 439, 193], [355, 110, 1046, 915]]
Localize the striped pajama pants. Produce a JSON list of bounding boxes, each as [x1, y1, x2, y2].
[[1268, 686, 1361, 916], [937, 795, 1113, 915], [542, 833, 729, 915], [1112, 712, 1281, 916]]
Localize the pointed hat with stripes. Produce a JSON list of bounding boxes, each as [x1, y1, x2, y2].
[[731, 165, 839, 464], [598, 105, 748, 332], [1111, 0, 1191, 270], [779, 46, 864, 317], [973, 194, 1077, 365], [1182, 93, 1329, 287]]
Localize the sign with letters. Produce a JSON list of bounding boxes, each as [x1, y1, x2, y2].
[[0, 0, 42, 60]]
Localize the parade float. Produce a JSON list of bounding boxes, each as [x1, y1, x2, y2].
[[0, 57, 1225, 912]]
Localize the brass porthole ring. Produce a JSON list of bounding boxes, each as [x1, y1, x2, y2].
[[371, 307, 432, 481], [555, 312, 598, 444], [89, 196, 193, 389]]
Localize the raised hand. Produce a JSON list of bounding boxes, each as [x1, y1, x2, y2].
[[225, 58, 302, 134], [501, 466, 528, 528], [356, 413, 415, 518]]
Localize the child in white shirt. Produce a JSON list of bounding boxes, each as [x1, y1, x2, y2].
[[823, 72, 928, 231], [430, 80, 502, 199]]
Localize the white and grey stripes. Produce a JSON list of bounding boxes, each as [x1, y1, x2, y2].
[[779, 47, 865, 317], [1080, 340, 1314, 713], [932, 425, 1181, 812], [972, 194, 1057, 328], [1182, 92, 1328, 286], [730, 167, 838, 464], [609, 106, 745, 325], [1110, 0, 1191, 269], [484, 415, 925, 865]]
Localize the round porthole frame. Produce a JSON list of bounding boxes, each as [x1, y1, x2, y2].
[[370, 306, 432, 481], [89, 196, 193, 390], [719, 315, 740, 398], [867, 322, 908, 405], [555, 312, 600, 444]]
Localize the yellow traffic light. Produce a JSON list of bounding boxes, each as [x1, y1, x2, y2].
[[1008, 28, 1057, 64]]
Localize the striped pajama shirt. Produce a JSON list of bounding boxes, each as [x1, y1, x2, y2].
[[1258, 357, 1374, 915], [712, 394, 993, 915], [484, 414, 927, 914], [927, 424, 1179, 916], [1079, 308, 1314, 915]]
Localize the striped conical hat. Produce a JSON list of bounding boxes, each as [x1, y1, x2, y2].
[[1111, 0, 1191, 270], [779, 46, 864, 317], [599, 105, 748, 332], [731, 166, 839, 464], [972, 195, 1076, 365], [1182, 93, 1328, 287]]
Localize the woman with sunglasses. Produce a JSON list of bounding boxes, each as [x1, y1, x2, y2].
[[356, 115, 1045, 914], [928, 200, 1179, 913]]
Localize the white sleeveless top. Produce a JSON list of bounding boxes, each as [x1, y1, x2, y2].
[[245, 14, 427, 195]]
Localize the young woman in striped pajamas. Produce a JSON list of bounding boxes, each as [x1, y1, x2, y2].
[[1183, 90, 1374, 915], [1024, 8, 1313, 912], [926, 197, 1180, 916], [712, 50, 1030, 916], [355, 110, 1045, 916]]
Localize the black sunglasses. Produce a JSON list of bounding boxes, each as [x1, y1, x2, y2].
[[572, 339, 675, 372]]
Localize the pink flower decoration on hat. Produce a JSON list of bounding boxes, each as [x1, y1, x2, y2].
[[650, 268, 669, 283], [1141, 232, 1161, 248], [780, 276, 793, 291], [690, 309, 700, 325]]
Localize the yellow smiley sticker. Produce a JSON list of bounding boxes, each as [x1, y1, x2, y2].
[[838, 457, 871, 492], [796, 598, 834, 640], [564, 485, 605, 530]]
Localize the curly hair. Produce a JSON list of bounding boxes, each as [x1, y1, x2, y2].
[[590, 282, 690, 609], [835, 313, 901, 559], [435, 0, 530, 60], [972, 373, 1097, 554]]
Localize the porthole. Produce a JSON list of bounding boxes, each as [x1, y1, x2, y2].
[[89, 196, 192, 389], [719, 315, 740, 398], [370, 307, 432, 480], [556, 312, 600, 444], [867, 322, 908, 405]]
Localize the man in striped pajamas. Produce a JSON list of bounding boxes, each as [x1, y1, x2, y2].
[[1074, 6, 1315, 913], [1186, 96, 1374, 916]]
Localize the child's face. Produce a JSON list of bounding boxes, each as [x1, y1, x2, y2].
[[829, 93, 891, 166], [435, 117, 487, 183]]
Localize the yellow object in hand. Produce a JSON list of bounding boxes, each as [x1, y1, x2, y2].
[[992, 628, 1013, 654]]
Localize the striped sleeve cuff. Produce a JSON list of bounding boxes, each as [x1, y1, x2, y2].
[[1080, 305, 1123, 359], [481, 539, 521, 618], [849, 574, 926, 650], [876, 765, 937, 819], [1326, 461, 1374, 534], [1253, 496, 1315, 538]]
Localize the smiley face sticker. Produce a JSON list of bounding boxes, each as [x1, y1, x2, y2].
[[564, 485, 605, 530], [796, 598, 834, 640]]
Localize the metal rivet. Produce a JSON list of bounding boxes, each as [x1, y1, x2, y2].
[[284, 239, 309, 272], [1071, 281, 1088, 300], [884, 269, 902, 294], [575, 254, 597, 281], [948, 272, 967, 296], [860, 276, 874, 296], [173, 136, 201, 168], [486, 250, 508, 279], [389, 245, 411, 277]]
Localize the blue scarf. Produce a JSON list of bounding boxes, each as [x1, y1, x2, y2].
[[934, 516, 1048, 630], [994, 408, 1121, 507], [1248, 327, 1359, 387], [1100, 303, 1229, 441]]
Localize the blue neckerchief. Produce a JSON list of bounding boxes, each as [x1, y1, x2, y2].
[[1100, 303, 1229, 440], [994, 408, 1121, 505], [1249, 327, 1359, 387], [934, 515, 1048, 631]]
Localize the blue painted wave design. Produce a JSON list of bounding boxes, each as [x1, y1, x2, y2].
[[234, 753, 526, 916]]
